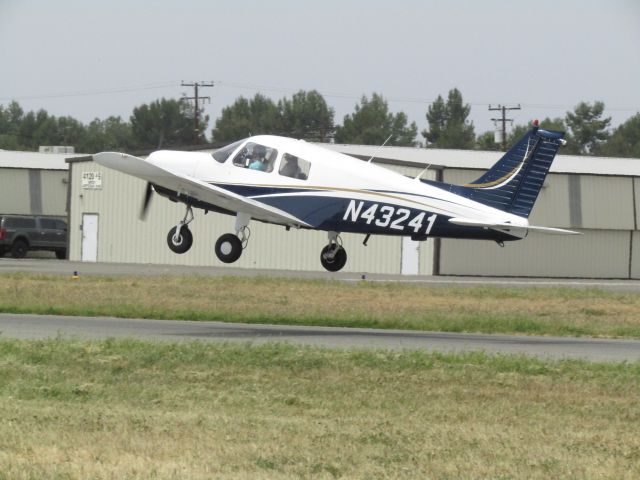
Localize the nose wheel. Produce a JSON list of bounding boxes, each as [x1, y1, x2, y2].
[[167, 226, 193, 254], [320, 232, 347, 272]]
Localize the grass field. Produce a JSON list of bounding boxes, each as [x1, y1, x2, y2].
[[0, 338, 639, 479], [1, 273, 640, 338]]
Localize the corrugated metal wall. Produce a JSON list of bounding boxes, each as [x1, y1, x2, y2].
[[0, 168, 67, 216], [40, 171, 68, 216], [440, 230, 630, 278], [68, 158, 639, 279], [69, 160, 435, 274], [634, 178, 640, 229], [632, 232, 640, 279], [580, 176, 635, 229], [439, 169, 639, 278], [0, 169, 30, 214]]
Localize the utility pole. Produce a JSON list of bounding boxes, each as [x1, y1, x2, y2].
[[181, 81, 214, 143], [489, 104, 521, 151]]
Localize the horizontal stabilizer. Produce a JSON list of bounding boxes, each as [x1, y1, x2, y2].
[[449, 217, 581, 235]]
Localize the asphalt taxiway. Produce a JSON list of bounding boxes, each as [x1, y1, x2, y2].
[[1, 313, 640, 362], [2, 258, 640, 292], [2, 258, 640, 362]]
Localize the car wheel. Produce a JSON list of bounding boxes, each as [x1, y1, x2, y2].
[[55, 249, 67, 260], [11, 240, 28, 259]]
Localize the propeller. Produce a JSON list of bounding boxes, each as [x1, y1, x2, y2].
[[140, 183, 154, 220]]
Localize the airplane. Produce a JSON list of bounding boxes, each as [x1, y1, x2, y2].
[[93, 120, 578, 272]]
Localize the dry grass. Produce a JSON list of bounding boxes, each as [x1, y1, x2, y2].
[[0, 339, 639, 479], [1, 273, 640, 337]]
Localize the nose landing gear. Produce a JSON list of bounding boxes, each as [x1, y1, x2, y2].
[[320, 231, 347, 272], [214, 212, 250, 264]]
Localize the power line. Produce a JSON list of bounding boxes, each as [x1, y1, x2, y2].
[[3, 80, 639, 114], [181, 81, 214, 143], [489, 104, 521, 151], [0, 81, 179, 101]]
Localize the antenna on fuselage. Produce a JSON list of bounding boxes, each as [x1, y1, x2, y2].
[[367, 134, 393, 163], [414, 165, 431, 181]]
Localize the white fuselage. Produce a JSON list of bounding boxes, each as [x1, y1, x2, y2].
[[147, 135, 529, 231]]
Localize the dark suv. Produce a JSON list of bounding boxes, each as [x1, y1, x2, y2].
[[0, 215, 68, 259]]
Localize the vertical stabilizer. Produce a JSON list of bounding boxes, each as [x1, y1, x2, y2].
[[448, 124, 565, 218]]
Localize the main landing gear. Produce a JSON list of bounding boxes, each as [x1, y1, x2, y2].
[[320, 231, 347, 272], [166, 208, 348, 272], [166, 207, 251, 264], [214, 212, 250, 264]]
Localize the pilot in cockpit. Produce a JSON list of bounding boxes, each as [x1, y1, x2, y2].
[[249, 145, 268, 171]]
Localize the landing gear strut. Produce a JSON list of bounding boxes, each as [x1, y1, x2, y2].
[[167, 206, 194, 254], [320, 231, 347, 272], [214, 212, 250, 264]]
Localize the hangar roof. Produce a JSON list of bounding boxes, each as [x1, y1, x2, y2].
[[325, 144, 640, 177], [0, 150, 85, 170]]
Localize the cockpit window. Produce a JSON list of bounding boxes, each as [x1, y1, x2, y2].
[[212, 139, 246, 163], [231, 142, 278, 173], [279, 153, 311, 180]]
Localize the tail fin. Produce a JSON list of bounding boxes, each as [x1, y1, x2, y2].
[[452, 125, 565, 218]]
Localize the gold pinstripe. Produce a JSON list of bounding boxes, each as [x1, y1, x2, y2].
[[210, 182, 455, 211]]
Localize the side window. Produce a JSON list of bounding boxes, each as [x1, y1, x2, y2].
[[6, 217, 36, 228], [231, 142, 277, 173], [40, 219, 57, 229], [55, 220, 67, 231], [212, 139, 246, 163], [279, 153, 311, 180]]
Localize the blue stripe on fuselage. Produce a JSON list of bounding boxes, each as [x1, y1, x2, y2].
[[209, 183, 516, 240], [211, 182, 475, 213]]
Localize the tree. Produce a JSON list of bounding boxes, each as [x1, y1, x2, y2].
[[130, 98, 195, 150], [564, 101, 611, 155], [0, 101, 24, 149], [475, 131, 501, 151], [79, 116, 133, 153], [334, 93, 417, 146], [279, 90, 334, 142], [211, 94, 282, 144], [422, 88, 475, 149], [0, 102, 90, 150], [599, 113, 640, 158], [12, 109, 84, 150]]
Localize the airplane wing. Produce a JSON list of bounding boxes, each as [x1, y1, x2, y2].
[[93, 152, 310, 227], [448, 217, 581, 235]]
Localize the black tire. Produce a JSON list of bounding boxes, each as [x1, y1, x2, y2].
[[214, 233, 243, 264], [167, 226, 193, 254], [320, 245, 347, 272], [11, 239, 28, 259], [55, 249, 67, 260]]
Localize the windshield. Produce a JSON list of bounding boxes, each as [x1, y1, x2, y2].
[[232, 142, 278, 173], [212, 139, 247, 163]]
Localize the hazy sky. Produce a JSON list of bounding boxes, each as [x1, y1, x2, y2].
[[1, 0, 639, 138]]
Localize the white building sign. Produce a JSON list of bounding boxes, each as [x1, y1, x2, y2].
[[81, 171, 103, 190]]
